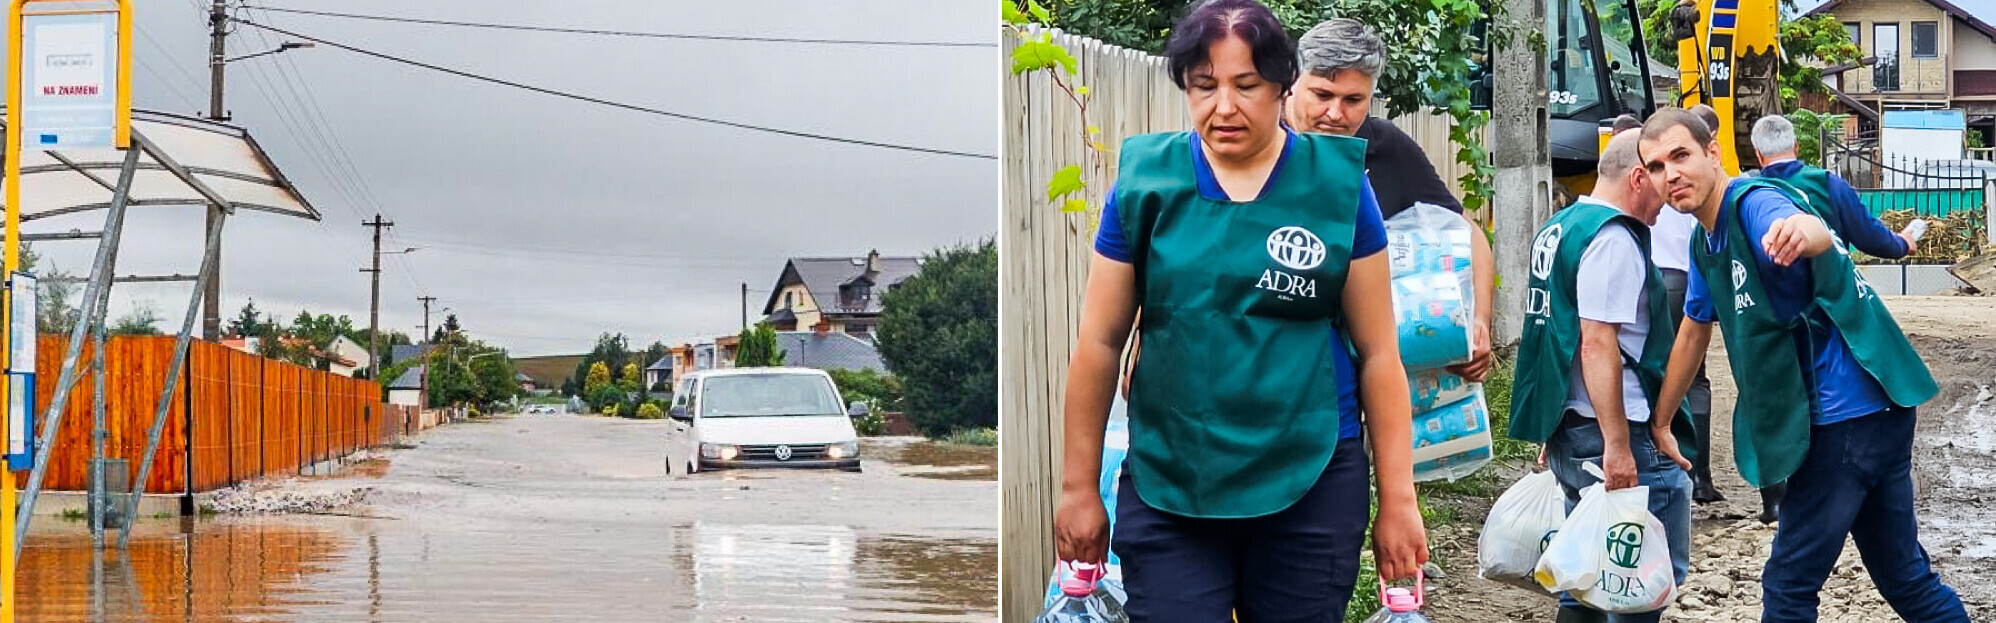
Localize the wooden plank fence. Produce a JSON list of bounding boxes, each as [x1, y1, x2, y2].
[[10, 336, 431, 495], [1001, 29, 1488, 620]]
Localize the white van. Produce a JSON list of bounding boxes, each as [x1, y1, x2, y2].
[[670, 367, 867, 473]]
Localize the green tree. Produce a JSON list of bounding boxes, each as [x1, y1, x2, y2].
[[35, 265, 80, 335], [1028, 0, 1501, 212], [619, 362, 642, 391], [826, 368, 903, 412], [734, 322, 786, 367], [875, 240, 997, 438], [108, 302, 163, 336], [636, 403, 664, 419], [228, 299, 270, 338]]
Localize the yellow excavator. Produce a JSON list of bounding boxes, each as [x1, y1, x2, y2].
[[1540, 0, 1782, 199], [1669, 0, 1784, 176]]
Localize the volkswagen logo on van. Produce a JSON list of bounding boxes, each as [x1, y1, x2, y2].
[[775, 445, 793, 461]]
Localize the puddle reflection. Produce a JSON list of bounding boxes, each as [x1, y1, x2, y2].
[[17, 517, 994, 622]]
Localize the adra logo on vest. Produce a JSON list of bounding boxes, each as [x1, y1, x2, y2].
[[1732, 260, 1757, 312], [1259, 226, 1324, 299], [1523, 224, 1563, 319]]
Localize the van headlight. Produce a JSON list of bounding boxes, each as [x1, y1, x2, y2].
[[701, 443, 737, 460], [826, 441, 859, 460]]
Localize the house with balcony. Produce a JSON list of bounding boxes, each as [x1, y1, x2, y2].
[[760, 250, 922, 339], [1809, 0, 1996, 140]]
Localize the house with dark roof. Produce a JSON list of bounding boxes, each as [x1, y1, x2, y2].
[[644, 356, 674, 391], [760, 250, 921, 338], [1807, 0, 1996, 133], [774, 329, 889, 373], [387, 365, 425, 407]]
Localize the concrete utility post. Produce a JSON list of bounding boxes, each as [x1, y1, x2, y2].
[[362, 215, 394, 381], [1490, 0, 1555, 348], [203, 0, 228, 341]]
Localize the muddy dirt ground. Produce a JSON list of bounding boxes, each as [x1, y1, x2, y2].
[[1421, 295, 1996, 622], [16, 413, 998, 622]]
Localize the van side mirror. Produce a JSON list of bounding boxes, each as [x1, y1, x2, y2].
[[669, 406, 691, 421], [847, 401, 870, 417]]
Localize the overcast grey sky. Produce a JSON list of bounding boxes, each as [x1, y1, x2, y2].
[[18, 1, 996, 357]]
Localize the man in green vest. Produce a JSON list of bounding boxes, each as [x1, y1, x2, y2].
[[1638, 107, 1969, 622], [1744, 113, 1923, 523], [1510, 128, 1692, 623]]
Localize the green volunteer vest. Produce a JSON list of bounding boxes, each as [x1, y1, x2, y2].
[[1689, 178, 1938, 487], [1116, 131, 1362, 519], [1507, 200, 1697, 458], [1766, 166, 1854, 250]]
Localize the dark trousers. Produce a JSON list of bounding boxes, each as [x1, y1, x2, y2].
[[1760, 407, 1969, 622], [1659, 268, 1714, 485], [1114, 436, 1370, 623]]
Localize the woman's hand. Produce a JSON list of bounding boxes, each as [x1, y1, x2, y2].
[[1053, 486, 1111, 565], [1372, 500, 1430, 581]]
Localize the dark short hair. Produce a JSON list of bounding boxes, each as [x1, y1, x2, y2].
[[1641, 107, 1716, 150], [1688, 104, 1720, 135], [1611, 114, 1643, 135], [1165, 0, 1298, 92]]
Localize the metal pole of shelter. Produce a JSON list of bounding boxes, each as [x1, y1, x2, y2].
[[119, 128, 233, 549], [13, 145, 141, 559]]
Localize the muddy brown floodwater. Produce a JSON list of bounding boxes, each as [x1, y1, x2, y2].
[[17, 414, 997, 622]]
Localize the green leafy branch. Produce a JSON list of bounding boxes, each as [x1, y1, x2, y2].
[[1004, 0, 1106, 214]]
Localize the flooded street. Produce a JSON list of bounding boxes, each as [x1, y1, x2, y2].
[[18, 414, 997, 622]]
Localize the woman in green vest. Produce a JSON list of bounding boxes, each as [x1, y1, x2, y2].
[[1050, 1, 1428, 620]]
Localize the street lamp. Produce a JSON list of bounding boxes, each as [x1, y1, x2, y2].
[[222, 41, 314, 64]]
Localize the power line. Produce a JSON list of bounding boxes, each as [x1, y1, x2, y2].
[[227, 17, 996, 160], [239, 6, 995, 48]]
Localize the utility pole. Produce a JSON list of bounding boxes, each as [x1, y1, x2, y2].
[[419, 296, 435, 411], [740, 282, 748, 331], [202, 0, 229, 342], [1491, 0, 1554, 348], [362, 215, 394, 381]]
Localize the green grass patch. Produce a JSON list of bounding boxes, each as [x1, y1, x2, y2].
[[59, 508, 86, 521], [941, 428, 998, 446]]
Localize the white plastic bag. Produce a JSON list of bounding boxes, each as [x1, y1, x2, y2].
[[1476, 470, 1566, 593], [1534, 466, 1677, 613]]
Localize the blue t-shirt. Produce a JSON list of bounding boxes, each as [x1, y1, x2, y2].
[[1759, 160, 1909, 259], [1094, 131, 1386, 440], [1684, 181, 1893, 425]]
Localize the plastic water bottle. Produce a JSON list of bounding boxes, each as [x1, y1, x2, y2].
[[1359, 588, 1431, 623], [1034, 562, 1129, 623], [1361, 574, 1432, 623]]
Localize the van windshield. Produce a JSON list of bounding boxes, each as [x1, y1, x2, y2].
[[699, 374, 843, 418]]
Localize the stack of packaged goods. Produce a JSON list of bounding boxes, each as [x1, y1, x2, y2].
[[1386, 204, 1493, 483]]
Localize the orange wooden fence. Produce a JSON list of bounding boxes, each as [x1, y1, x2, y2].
[[11, 336, 412, 494]]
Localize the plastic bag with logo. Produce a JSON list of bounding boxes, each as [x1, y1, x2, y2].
[[1409, 388, 1493, 482], [1476, 470, 1567, 593], [1384, 203, 1476, 371], [1533, 464, 1677, 613], [1044, 394, 1130, 608]]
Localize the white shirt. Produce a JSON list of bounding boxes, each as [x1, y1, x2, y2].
[[1564, 197, 1653, 423], [1649, 206, 1695, 272]]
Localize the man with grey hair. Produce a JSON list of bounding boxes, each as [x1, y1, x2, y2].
[[1752, 114, 1920, 259], [1512, 128, 1692, 623], [1287, 17, 1497, 382]]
